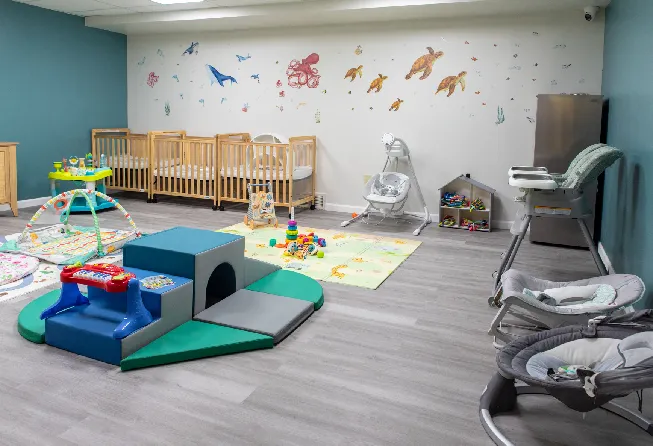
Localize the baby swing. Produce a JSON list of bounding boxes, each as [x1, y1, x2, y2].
[[341, 133, 431, 236]]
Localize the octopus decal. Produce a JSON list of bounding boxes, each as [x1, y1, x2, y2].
[[286, 53, 321, 89], [146, 72, 159, 88]]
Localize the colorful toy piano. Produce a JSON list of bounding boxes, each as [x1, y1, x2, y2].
[[40, 263, 153, 339]]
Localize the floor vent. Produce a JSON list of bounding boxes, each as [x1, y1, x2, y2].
[[314, 193, 325, 210]]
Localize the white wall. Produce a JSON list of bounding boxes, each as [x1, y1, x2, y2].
[[127, 13, 605, 224]]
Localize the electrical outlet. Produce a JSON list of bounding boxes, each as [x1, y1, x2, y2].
[[363, 174, 372, 184]]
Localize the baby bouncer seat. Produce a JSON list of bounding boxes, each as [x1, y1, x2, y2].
[[341, 133, 431, 236], [481, 311, 653, 445]]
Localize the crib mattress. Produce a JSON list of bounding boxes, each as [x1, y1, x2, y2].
[[108, 156, 148, 169], [220, 166, 313, 181], [152, 165, 313, 181]]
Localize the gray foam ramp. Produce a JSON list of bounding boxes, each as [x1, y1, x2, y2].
[[193, 289, 314, 344]]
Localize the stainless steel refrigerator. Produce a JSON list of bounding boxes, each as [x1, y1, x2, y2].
[[529, 94, 606, 247]]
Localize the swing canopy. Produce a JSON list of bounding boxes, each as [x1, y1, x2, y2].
[[0, 189, 141, 265]]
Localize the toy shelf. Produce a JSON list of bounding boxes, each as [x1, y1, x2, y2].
[[438, 175, 495, 232]]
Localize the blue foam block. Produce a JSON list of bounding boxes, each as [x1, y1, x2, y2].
[[123, 227, 243, 279], [44, 267, 192, 365]]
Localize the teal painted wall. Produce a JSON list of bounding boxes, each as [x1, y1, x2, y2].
[[601, 0, 653, 307], [0, 0, 127, 201]]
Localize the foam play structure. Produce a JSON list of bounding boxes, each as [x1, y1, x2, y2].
[[17, 227, 324, 371]]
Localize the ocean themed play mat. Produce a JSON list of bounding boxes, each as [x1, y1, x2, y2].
[[218, 223, 421, 289]]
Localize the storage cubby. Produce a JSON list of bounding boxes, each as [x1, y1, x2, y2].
[[438, 174, 495, 232]]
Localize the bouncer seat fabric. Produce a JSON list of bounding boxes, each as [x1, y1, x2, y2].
[[364, 172, 411, 205], [500, 269, 644, 314], [497, 311, 653, 412]]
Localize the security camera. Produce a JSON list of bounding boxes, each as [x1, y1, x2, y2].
[[584, 6, 599, 22]]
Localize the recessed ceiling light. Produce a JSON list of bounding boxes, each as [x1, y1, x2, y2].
[[151, 0, 205, 4]]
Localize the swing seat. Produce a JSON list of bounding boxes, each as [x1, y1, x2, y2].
[[364, 172, 411, 209]]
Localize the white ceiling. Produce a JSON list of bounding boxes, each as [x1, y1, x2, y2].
[[14, 0, 611, 34], [13, 0, 303, 16]]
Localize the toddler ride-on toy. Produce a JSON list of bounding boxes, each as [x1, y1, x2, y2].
[[244, 182, 279, 229]]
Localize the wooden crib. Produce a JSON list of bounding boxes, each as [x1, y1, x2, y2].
[[92, 129, 149, 193], [216, 134, 317, 212], [148, 131, 220, 209]]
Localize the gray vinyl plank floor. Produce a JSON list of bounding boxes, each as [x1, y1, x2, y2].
[[0, 194, 651, 445]]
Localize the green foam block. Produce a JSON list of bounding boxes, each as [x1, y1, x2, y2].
[[120, 321, 273, 371], [246, 270, 324, 310], [17, 289, 62, 344]]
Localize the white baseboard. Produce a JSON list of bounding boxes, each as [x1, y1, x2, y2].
[[0, 196, 50, 213], [598, 241, 616, 274], [323, 202, 513, 230]]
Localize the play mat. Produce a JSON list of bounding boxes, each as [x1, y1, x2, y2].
[[0, 253, 39, 287], [218, 223, 421, 289], [0, 235, 122, 304]]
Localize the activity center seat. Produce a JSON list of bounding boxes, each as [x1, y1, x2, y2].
[[17, 226, 324, 371]]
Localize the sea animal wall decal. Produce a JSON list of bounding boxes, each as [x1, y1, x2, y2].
[[389, 98, 404, 111], [157, 49, 164, 58], [562, 64, 572, 69], [146, 72, 159, 88], [164, 101, 170, 116], [495, 106, 505, 125], [172, 75, 179, 82], [242, 103, 249, 112], [137, 57, 146, 66], [277, 105, 284, 112], [251, 74, 260, 83], [276, 80, 282, 88], [435, 71, 466, 97], [315, 110, 321, 123], [199, 99, 205, 107], [405, 47, 444, 80], [206, 64, 237, 87], [182, 42, 199, 56], [471, 57, 478, 62], [344, 65, 363, 82], [367, 74, 388, 93], [279, 91, 285, 98], [287, 53, 321, 89], [237, 54, 251, 62], [355, 45, 363, 55], [221, 97, 227, 104]]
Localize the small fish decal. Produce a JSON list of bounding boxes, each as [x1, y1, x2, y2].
[[389, 98, 404, 111], [579, 78, 586, 84], [506, 77, 511, 80], [277, 105, 284, 112], [180, 93, 183, 99], [157, 49, 164, 58], [221, 97, 227, 104], [348, 91, 351, 94], [146, 72, 159, 88], [532, 78, 537, 81], [172, 74, 179, 82], [562, 64, 572, 69], [471, 57, 478, 61], [493, 44, 498, 47], [524, 108, 531, 112], [369, 107, 373, 110], [508, 66, 521, 70], [242, 103, 249, 112], [279, 91, 285, 98], [527, 117, 535, 123], [510, 98, 514, 101], [315, 110, 321, 123], [551, 80, 558, 86], [251, 74, 260, 83], [199, 99, 204, 107], [513, 54, 518, 58], [482, 102, 487, 106], [475, 91, 481, 94], [236, 54, 251, 62], [322, 89, 327, 94], [355, 45, 363, 55], [182, 42, 199, 56], [206, 64, 237, 87], [534, 63, 539, 67], [553, 44, 567, 49], [297, 102, 307, 109], [137, 57, 145, 66], [533, 31, 539, 35], [464, 41, 470, 44], [276, 80, 282, 88], [164, 101, 170, 116]]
